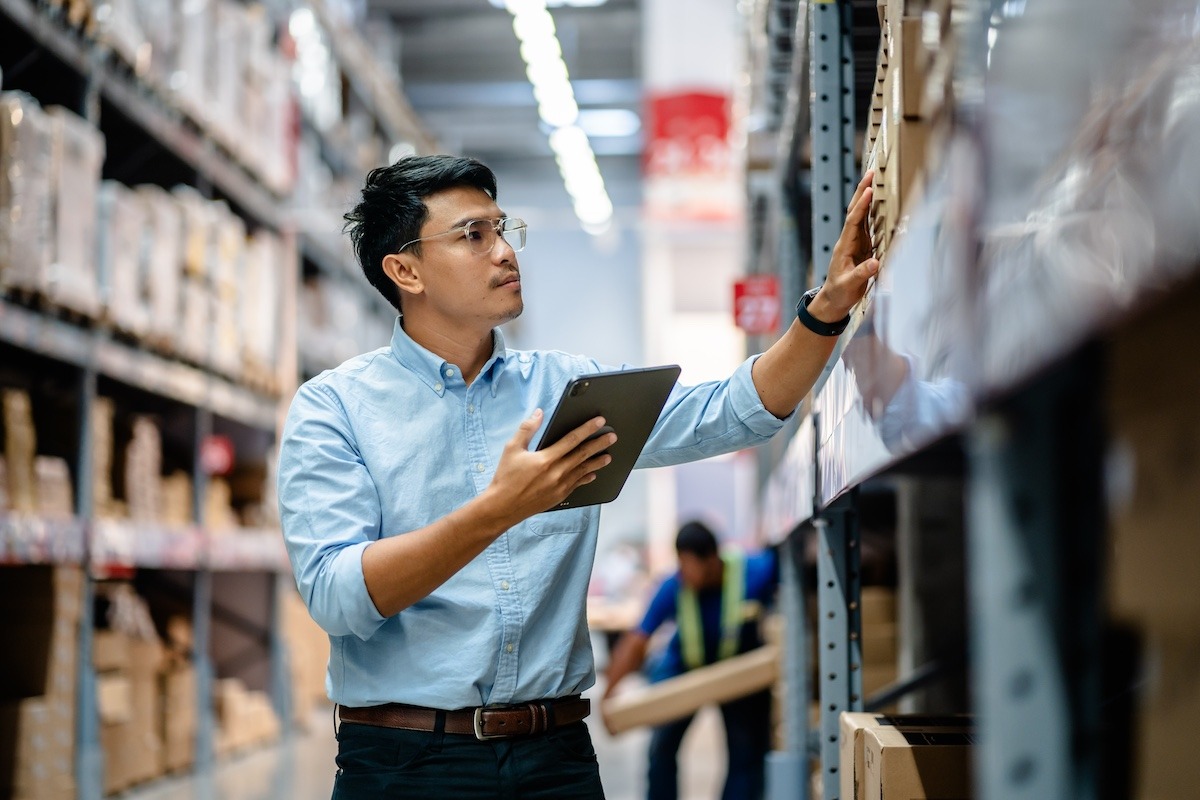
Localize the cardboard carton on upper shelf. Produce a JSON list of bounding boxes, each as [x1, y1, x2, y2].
[[34, 456, 73, 519], [603, 645, 779, 735], [125, 415, 163, 523]]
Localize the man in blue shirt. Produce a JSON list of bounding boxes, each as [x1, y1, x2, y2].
[[601, 521, 779, 800], [278, 155, 877, 798]]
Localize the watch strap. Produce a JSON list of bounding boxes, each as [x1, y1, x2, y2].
[[795, 287, 850, 337]]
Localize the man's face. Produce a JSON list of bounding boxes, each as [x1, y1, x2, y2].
[[678, 551, 722, 592], [406, 185, 523, 328]]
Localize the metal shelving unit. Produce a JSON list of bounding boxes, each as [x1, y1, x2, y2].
[[0, 2, 362, 797], [757, 0, 1200, 798]]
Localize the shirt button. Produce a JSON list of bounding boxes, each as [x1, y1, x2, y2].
[[500, 580, 510, 591], [467, 404, 475, 414], [475, 463, 485, 473], [505, 643, 514, 654], [444, 368, 454, 378], [433, 383, 443, 392]]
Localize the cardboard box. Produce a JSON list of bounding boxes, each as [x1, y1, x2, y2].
[[136, 186, 184, 353], [603, 645, 779, 734], [860, 587, 897, 626], [93, 630, 131, 673], [0, 697, 76, 800], [97, 181, 151, 338], [97, 673, 133, 725], [1130, 634, 1200, 799], [863, 724, 975, 800], [840, 712, 974, 800], [162, 665, 197, 773], [2, 389, 37, 514]]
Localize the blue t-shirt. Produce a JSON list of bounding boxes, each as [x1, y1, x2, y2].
[[637, 549, 779, 682]]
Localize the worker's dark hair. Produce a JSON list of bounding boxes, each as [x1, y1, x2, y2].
[[675, 521, 719, 559], [343, 155, 498, 311]]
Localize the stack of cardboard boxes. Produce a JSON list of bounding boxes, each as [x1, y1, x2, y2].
[[212, 678, 281, 758], [0, 566, 84, 800], [865, 0, 963, 259], [1, 388, 75, 520]]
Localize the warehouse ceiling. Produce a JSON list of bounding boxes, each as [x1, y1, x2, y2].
[[367, 0, 643, 173]]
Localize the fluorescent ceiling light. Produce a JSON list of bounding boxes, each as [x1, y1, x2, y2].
[[504, 0, 613, 233], [576, 108, 641, 138], [493, 0, 608, 7]]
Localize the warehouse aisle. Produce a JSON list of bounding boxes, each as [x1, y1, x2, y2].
[[126, 681, 728, 800]]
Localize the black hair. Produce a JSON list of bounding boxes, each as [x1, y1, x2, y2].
[[342, 155, 499, 311], [675, 521, 719, 559]]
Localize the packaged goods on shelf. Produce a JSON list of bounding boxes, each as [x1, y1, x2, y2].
[[95, 0, 151, 75], [124, 415, 162, 523], [45, 106, 105, 320], [209, 0, 250, 155], [160, 470, 193, 527], [97, 182, 152, 339], [241, 229, 284, 378], [174, 186, 217, 367], [213, 678, 280, 757], [0, 566, 83, 800], [204, 476, 237, 532], [172, 0, 212, 125], [94, 583, 167, 792], [0, 93, 55, 293], [136, 185, 184, 354], [93, 396, 116, 518], [2, 389, 37, 514], [161, 664, 196, 773], [0, 459, 8, 510], [33, 457, 73, 519], [282, 589, 331, 728], [212, 208, 245, 379]]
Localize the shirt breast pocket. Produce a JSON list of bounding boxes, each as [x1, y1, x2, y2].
[[528, 506, 595, 536]]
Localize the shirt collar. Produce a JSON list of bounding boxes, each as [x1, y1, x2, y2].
[[389, 317, 508, 397]]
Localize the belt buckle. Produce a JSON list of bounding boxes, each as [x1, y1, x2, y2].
[[473, 706, 508, 741]]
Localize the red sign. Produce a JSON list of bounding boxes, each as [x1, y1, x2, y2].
[[200, 435, 236, 476], [644, 91, 737, 221], [733, 276, 781, 335]]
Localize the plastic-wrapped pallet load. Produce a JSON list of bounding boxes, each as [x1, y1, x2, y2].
[[173, 186, 216, 367], [241, 229, 282, 380], [211, 206, 245, 379], [97, 181, 152, 339], [135, 185, 184, 354], [45, 106, 105, 320], [0, 93, 55, 294], [124, 415, 162, 523]]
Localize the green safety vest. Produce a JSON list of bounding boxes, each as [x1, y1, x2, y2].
[[677, 552, 745, 671]]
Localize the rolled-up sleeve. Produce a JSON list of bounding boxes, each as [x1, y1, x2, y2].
[[278, 382, 388, 640], [636, 355, 788, 468]]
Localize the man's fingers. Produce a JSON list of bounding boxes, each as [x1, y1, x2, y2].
[[511, 409, 544, 450], [847, 170, 874, 212], [546, 416, 608, 458], [845, 185, 873, 227]]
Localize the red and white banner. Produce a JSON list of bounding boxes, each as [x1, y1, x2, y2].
[[644, 91, 738, 221]]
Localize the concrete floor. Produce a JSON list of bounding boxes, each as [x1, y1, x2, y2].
[[126, 680, 729, 800]]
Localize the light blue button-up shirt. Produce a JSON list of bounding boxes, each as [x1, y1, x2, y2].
[[278, 319, 787, 709]]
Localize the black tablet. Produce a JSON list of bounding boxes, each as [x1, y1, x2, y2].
[[535, 364, 682, 510]]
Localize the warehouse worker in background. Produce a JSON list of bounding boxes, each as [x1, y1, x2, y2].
[[278, 154, 877, 799], [601, 521, 779, 800]]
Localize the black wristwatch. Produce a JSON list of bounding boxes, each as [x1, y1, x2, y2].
[[795, 287, 851, 337]]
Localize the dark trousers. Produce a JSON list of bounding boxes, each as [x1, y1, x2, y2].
[[331, 720, 606, 799], [646, 689, 771, 800]]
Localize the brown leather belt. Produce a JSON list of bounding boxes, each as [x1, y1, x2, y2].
[[337, 696, 590, 741]]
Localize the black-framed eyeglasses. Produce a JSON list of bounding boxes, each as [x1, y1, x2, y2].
[[397, 217, 527, 255]]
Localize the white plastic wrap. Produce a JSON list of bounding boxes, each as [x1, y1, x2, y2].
[[0, 93, 55, 293], [97, 181, 151, 338], [134, 185, 183, 352], [45, 106, 106, 319]]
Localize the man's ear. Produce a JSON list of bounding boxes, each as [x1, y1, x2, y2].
[[382, 252, 423, 297]]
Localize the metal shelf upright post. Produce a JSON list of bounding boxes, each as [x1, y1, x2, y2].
[[809, 2, 861, 798]]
